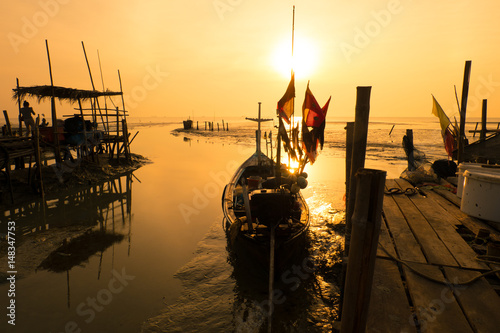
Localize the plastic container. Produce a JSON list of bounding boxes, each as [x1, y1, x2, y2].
[[456, 163, 500, 198], [460, 170, 500, 223]]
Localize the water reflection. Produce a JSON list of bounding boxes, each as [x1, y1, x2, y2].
[[228, 207, 345, 332], [0, 172, 134, 279]]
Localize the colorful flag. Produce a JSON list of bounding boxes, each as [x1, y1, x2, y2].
[[301, 83, 331, 164], [431, 95, 456, 157], [277, 72, 295, 124], [303, 83, 330, 128]]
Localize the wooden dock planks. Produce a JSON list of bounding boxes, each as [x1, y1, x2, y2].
[[367, 259, 417, 333], [365, 178, 500, 333], [385, 179, 458, 267]]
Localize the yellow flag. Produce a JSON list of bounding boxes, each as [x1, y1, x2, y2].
[[431, 95, 450, 136]]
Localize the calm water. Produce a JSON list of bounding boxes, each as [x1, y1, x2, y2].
[[0, 117, 449, 332]]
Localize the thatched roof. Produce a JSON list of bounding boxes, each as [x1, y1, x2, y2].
[[13, 85, 122, 103]]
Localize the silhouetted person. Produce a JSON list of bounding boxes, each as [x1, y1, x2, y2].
[[41, 118, 48, 127], [20, 101, 36, 136]]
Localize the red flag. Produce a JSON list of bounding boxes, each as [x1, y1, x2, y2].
[[301, 83, 331, 164], [277, 73, 295, 124], [303, 83, 330, 127]]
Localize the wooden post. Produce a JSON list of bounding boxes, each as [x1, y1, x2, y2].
[[457, 60, 472, 163], [340, 168, 386, 333], [340, 87, 371, 320], [345, 86, 372, 253], [345, 122, 354, 206], [196, 121, 199, 130], [217, 123, 220, 131], [406, 129, 415, 171], [480, 99, 487, 142], [3, 110, 12, 136]]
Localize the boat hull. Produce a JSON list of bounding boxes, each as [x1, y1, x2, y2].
[[222, 152, 310, 276]]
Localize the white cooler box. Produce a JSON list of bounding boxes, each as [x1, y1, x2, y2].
[[461, 170, 500, 223]]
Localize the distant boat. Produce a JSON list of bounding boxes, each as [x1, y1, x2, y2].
[[222, 104, 309, 274], [183, 118, 193, 130]]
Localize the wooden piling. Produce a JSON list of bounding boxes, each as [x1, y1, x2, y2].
[[340, 168, 386, 333], [217, 123, 220, 131], [3, 110, 12, 136], [340, 88, 371, 320], [481, 99, 487, 142], [457, 60, 472, 163], [405, 129, 415, 171], [345, 122, 354, 205], [345, 86, 372, 253]]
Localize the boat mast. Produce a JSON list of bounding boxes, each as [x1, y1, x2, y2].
[[246, 102, 272, 163], [277, 6, 295, 183]]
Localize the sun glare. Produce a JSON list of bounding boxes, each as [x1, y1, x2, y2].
[[271, 36, 318, 79]]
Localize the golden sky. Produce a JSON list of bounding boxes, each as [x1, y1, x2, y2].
[[1, 0, 500, 120]]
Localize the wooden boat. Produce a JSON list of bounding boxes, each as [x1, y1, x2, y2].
[[453, 132, 500, 164], [222, 107, 309, 274]]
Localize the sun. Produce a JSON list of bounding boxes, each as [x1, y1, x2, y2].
[[271, 35, 319, 79]]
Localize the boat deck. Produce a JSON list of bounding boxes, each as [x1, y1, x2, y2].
[[366, 178, 500, 333]]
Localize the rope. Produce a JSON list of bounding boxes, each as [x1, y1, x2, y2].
[[384, 187, 417, 196], [377, 242, 500, 286]]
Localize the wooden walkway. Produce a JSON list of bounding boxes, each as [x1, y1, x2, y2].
[[367, 178, 500, 333]]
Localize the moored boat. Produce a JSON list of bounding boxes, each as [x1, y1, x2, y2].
[[222, 150, 310, 274], [222, 103, 310, 275]]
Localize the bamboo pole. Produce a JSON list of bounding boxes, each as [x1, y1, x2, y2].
[[82, 42, 108, 133], [45, 40, 62, 163], [16, 78, 23, 136], [457, 60, 472, 163], [116, 106, 120, 161], [118, 70, 131, 160], [78, 98, 89, 158], [340, 168, 386, 333], [34, 117, 45, 202]]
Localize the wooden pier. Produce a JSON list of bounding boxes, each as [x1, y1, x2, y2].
[[365, 178, 500, 333]]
